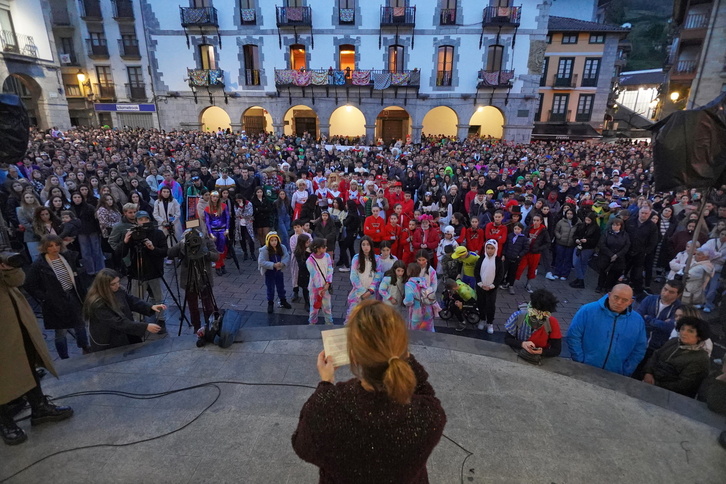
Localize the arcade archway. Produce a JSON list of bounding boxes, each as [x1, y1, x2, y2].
[[468, 106, 505, 139], [200, 106, 231, 132], [375, 106, 411, 143], [2, 74, 43, 127], [422, 106, 458, 137], [329, 105, 366, 139], [241, 106, 273, 135], [284, 104, 319, 137]]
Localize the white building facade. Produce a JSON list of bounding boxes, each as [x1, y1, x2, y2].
[[0, 0, 71, 129], [142, 0, 555, 143]]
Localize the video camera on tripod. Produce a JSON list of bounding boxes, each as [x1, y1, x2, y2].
[[128, 224, 154, 244]]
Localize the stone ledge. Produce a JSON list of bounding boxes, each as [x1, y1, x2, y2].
[[55, 323, 725, 429]]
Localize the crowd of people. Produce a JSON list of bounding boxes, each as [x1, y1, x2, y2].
[[1, 126, 725, 446]]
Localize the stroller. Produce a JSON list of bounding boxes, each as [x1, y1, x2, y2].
[[438, 281, 481, 325]]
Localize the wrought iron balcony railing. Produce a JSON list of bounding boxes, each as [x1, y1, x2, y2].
[[118, 39, 140, 58], [1, 31, 38, 57], [86, 38, 109, 57], [553, 73, 578, 88], [477, 69, 514, 87], [548, 109, 571, 123], [244, 69, 262, 86], [187, 68, 225, 87], [482, 5, 521, 27], [95, 83, 116, 100], [274, 68, 420, 87], [112, 0, 134, 20], [683, 12, 709, 29], [276, 6, 312, 26], [440, 8, 456, 25], [180, 7, 218, 28], [380, 6, 416, 27], [125, 83, 146, 101], [79, 0, 102, 20]]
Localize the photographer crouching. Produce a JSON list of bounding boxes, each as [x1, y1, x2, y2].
[[168, 228, 219, 333], [116, 210, 169, 333]]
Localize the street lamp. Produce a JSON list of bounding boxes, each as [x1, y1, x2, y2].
[[670, 91, 680, 102], [76, 69, 92, 96]]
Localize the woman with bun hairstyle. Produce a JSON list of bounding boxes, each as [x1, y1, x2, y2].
[[292, 300, 446, 482]]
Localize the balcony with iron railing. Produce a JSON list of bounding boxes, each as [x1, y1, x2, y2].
[[478, 69, 514, 88], [683, 12, 709, 29], [187, 68, 225, 87], [59, 49, 79, 65], [94, 83, 116, 100], [436, 70, 452, 86], [671, 59, 698, 80], [575, 110, 593, 123], [1, 31, 39, 57], [680, 12, 709, 42], [86, 39, 109, 58], [112, 0, 134, 20], [380, 6, 416, 27], [118, 39, 140, 59], [276, 6, 312, 27], [244, 69, 262, 86], [581, 75, 598, 87], [125, 83, 146, 101], [273, 68, 420, 88], [553, 73, 578, 88], [180, 7, 218, 28], [79, 0, 102, 20], [548, 109, 571, 123], [64, 84, 84, 97], [482, 5, 521, 27], [440, 8, 456, 25]]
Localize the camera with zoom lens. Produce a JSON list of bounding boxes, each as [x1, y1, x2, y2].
[[184, 229, 209, 260], [0, 250, 24, 268], [129, 225, 153, 244]]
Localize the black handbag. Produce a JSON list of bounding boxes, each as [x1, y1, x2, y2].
[[518, 348, 542, 365]]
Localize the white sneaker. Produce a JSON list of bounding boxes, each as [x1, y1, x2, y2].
[[560, 277, 566, 281], [477, 322, 485, 330], [545, 272, 556, 280], [338, 266, 350, 272], [487, 324, 494, 334]]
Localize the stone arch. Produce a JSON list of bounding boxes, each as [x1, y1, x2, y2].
[[329, 105, 366, 139], [422, 105, 459, 137], [468, 106, 505, 139], [283, 104, 319, 137], [375, 106, 412, 144], [200, 106, 231, 132], [2, 74, 44, 127], [241, 106, 273, 135]]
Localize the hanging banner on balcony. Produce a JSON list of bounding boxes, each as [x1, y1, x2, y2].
[[94, 103, 157, 112]]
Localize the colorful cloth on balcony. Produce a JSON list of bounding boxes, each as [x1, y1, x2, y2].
[[275, 70, 294, 85], [311, 71, 328, 85], [286, 7, 303, 21], [188, 69, 208, 87], [241, 8, 255, 22], [339, 8, 354, 22], [293, 70, 312, 86], [208, 70, 224, 86], [333, 71, 346, 85], [480, 70, 514, 86], [352, 70, 370, 86], [373, 72, 391, 90], [391, 72, 410, 86], [393, 7, 405, 17], [496, 7, 511, 18]]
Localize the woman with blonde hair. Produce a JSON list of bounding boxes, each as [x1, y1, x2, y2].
[[292, 300, 446, 482]]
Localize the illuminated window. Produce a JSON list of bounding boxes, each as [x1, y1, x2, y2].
[[199, 44, 216, 70], [436, 45, 454, 86], [388, 45, 404, 72], [339, 44, 355, 72], [290, 44, 306, 70]]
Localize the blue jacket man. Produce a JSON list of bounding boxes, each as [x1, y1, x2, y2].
[[567, 284, 647, 376], [636, 281, 683, 352]]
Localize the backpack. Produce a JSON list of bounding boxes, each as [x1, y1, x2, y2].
[[419, 283, 437, 306]]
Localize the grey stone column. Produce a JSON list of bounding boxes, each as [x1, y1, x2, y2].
[[231, 123, 242, 133], [319, 122, 331, 139], [273, 122, 284, 136], [456, 124, 470, 141], [411, 124, 423, 144], [365, 124, 376, 144]]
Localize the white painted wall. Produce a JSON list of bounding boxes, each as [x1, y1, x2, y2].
[[8, 0, 53, 60]]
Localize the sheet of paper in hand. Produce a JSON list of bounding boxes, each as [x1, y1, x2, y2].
[[321, 327, 349, 366]]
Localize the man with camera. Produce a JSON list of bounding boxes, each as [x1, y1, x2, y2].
[[167, 228, 219, 332], [117, 211, 169, 333]]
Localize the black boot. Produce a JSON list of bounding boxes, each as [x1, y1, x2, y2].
[[0, 420, 26, 445], [29, 396, 73, 426], [292, 289, 300, 303], [279, 299, 292, 309], [242, 253, 248, 261], [267, 301, 274, 314]]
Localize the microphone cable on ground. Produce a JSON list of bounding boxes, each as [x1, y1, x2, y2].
[[0, 380, 474, 484]]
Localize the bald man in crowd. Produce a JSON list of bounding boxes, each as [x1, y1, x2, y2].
[[566, 284, 647, 377]]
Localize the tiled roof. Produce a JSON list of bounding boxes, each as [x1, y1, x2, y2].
[[548, 16, 631, 33]]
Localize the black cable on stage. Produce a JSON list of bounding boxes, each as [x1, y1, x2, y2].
[[0, 380, 474, 484]]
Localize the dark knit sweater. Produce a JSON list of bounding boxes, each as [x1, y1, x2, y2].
[[291, 355, 446, 484]]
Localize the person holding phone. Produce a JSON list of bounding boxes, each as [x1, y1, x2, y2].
[[504, 289, 562, 364], [292, 300, 446, 482]]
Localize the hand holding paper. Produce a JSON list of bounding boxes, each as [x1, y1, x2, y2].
[[321, 327, 350, 367]]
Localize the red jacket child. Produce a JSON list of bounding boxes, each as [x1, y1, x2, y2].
[[401, 222, 421, 265], [458, 221, 485, 255], [363, 212, 385, 244], [384, 217, 404, 259], [484, 220, 508, 257]]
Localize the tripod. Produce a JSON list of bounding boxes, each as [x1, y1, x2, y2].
[[127, 243, 191, 328], [177, 254, 221, 341]]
